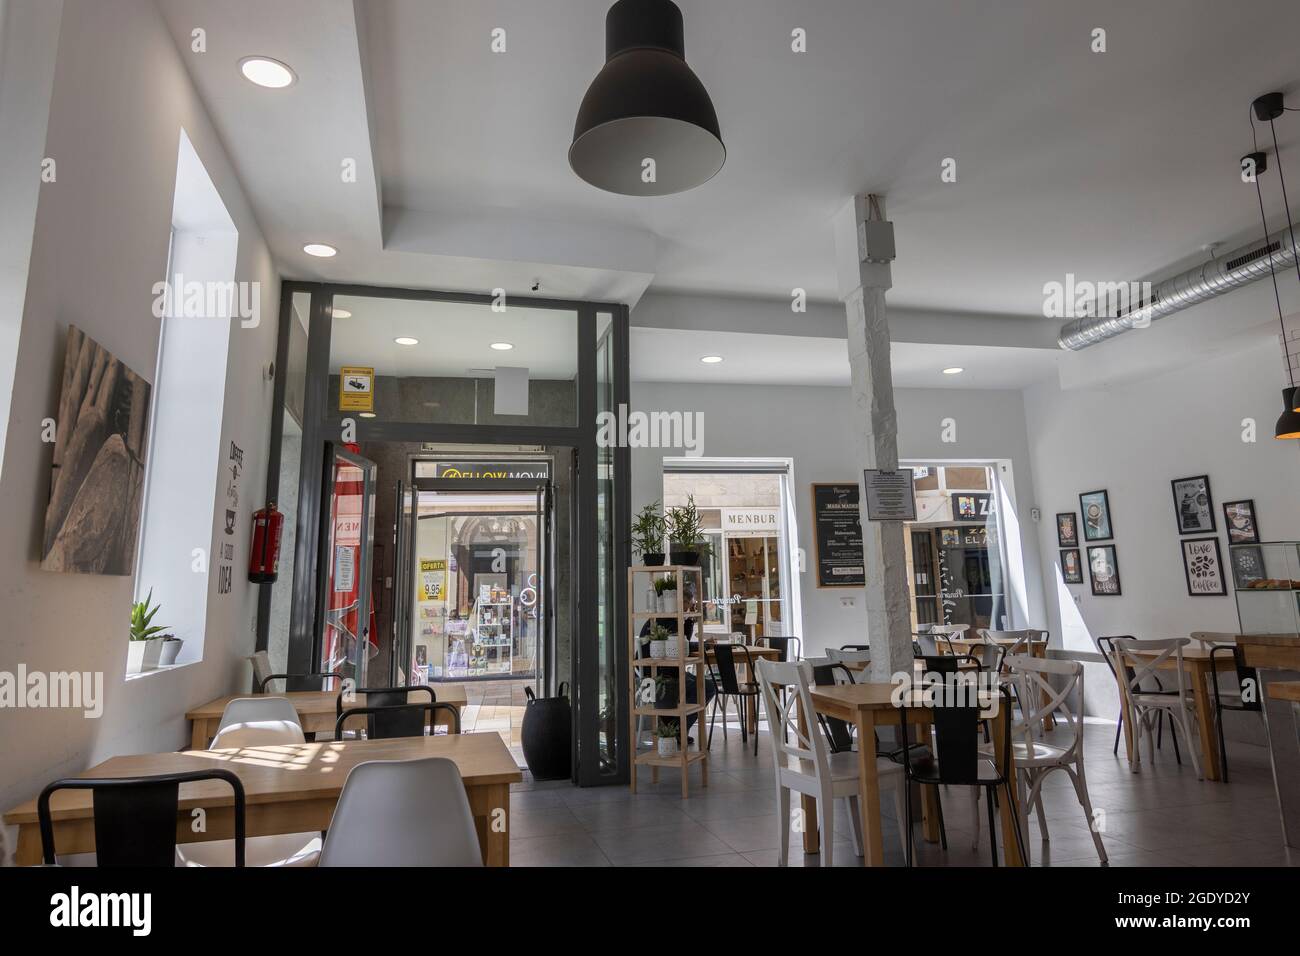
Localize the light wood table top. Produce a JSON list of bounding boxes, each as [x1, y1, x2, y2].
[[1268, 681, 1300, 704], [187, 684, 468, 721], [5, 732, 522, 866], [946, 636, 1048, 649]]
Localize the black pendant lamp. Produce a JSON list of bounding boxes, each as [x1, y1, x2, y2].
[[570, 0, 725, 196], [1277, 388, 1300, 440]]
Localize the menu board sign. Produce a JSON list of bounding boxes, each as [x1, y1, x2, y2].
[[811, 483, 865, 588], [863, 469, 917, 521]]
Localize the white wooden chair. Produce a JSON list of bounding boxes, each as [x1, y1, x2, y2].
[[1109, 637, 1203, 778], [755, 658, 908, 866]]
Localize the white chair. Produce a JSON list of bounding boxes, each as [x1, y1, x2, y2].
[[1109, 638, 1203, 778], [318, 757, 482, 867], [177, 707, 321, 867], [755, 658, 908, 866], [973, 654, 1107, 864]]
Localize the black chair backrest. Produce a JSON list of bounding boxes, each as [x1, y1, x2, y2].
[[1211, 644, 1262, 712], [840, 644, 870, 652], [39, 770, 246, 867], [335, 685, 436, 720], [917, 654, 961, 677], [898, 686, 1011, 787], [711, 644, 753, 695], [767, 636, 795, 662], [260, 671, 342, 693], [811, 663, 855, 753], [334, 701, 461, 740]]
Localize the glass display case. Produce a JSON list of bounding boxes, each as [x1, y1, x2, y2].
[[1230, 541, 1300, 634]]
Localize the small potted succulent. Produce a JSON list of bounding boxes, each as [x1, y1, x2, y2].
[[128, 590, 169, 674], [648, 623, 670, 660], [632, 501, 666, 566], [655, 576, 678, 613], [655, 719, 680, 757], [666, 496, 710, 566], [159, 634, 184, 666]]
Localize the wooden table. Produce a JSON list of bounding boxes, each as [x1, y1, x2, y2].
[[187, 684, 469, 750], [805, 682, 1023, 866], [1268, 680, 1300, 704], [704, 644, 783, 734], [3, 732, 521, 867], [1115, 644, 1236, 781], [945, 636, 1053, 730]]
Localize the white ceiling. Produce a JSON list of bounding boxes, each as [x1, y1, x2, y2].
[[157, 0, 1300, 385]]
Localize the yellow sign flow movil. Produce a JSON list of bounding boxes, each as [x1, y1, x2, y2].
[[339, 366, 374, 412]]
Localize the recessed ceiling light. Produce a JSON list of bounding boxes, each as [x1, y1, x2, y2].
[[942, 367, 964, 375], [700, 355, 724, 364], [303, 243, 337, 258], [358, 411, 376, 419], [239, 56, 296, 89], [332, 308, 352, 319], [394, 336, 419, 346], [490, 342, 514, 351]]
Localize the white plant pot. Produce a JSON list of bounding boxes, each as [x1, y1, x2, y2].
[[643, 587, 658, 613], [664, 637, 680, 659], [159, 638, 183, 666], [657, 736, 679, 757], [142, 637, 165, 670], [126, 641, 148, 675], [660, 592, 677, 613], [649, 640, 667, 660]]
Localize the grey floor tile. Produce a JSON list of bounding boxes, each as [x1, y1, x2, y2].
[[511, 831, 612, 867], [590, 820, 732, 865]]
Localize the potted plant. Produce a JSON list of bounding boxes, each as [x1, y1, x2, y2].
[[666, 496, 710, 566], [654, 673, 679, 709], [128, 590, 168, 674], [655, 576, 678, 613], [648, 623, 670, 660], [159, 634, 184, 666], [632, 501, 666, 566], [655, 719, 680, 756]]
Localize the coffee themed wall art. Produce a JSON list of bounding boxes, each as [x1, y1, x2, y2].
[[1181, 536, 1226, 596], [1222, 499, 1259, 545], [1087, 544, 1121, 595], [1056, 512, 1078, 547], [1171, 475, 1215, 535], [1230, 544, 1266, 589], [1060, 548, 1083, 584], [1078, 490, 1112, 542]]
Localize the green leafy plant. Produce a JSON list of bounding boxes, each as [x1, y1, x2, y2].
[[655, 718, 680, 739], [654, 577, 678, 595], [666, 496, 710, 554], [129, 590, 167, 642], [631, 501, 666, 557], [649, 623, 671, 641]]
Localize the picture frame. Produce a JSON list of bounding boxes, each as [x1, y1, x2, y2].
[[1170, 475, 1215, 535], [1078, 490, 1113, 542], [1181, 536, 1227, 596], [1056, 512, 1079, 547], [1060, 548, 1083, 584], [1229, 544, 1266, 589], [1222, 499, 1260, 545], [1086, 544, 1121, 595]]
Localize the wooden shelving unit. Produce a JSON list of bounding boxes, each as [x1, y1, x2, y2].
[[628, 565, 708, 797]]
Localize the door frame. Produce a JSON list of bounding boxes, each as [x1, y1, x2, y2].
[[260, 281, 630, 786]]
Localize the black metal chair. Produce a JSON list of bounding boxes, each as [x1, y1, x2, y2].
[[766, 636, 803, 662], [708, 643, 761, 755], [811, 662, 857, 753], [840, 643, 870, 652], [334, 701, 461, 739], [1209, 643, 1263, 783], [897, 685, 1025, 867], [1095, 635, 1180, 762], [259, 671, 343, 693], [335, 684, 435, 721], [38, 770, 246, 867]]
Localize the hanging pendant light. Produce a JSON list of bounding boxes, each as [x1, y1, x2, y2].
[[1278, 388, 1300, 439], [570, 0, 725, 196]]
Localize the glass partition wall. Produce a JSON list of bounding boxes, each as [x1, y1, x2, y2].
[[258, 283, 630, 786]]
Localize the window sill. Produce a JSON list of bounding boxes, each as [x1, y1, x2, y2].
[[124, 660, 199, 682]]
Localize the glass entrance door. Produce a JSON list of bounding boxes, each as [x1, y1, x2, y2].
[[318, 445, 378, 685]]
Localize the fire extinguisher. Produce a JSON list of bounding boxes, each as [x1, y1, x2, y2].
[[249, 501, 284, 583]]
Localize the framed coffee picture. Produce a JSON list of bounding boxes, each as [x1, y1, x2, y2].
[[1222, 499, 1259, 544], [1078, 490, 1112, 541], [1181, 536, 1226, 596], [1086, 544, 1121, 595], [1060, 548, 1083, 584], [1230, 544, 1266, 589], [1056, 512, 1078, 547], [1171, 475, 1215, 534]]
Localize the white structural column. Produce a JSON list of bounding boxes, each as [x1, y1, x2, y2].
[[832, 195, 912, 682]]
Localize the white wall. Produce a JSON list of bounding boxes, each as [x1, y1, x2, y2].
[[630, 381, 1046, 659], [1024, 336, 1300, 720], [0, 0, 280, 820]]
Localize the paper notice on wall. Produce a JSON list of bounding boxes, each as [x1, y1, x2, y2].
[[334, 545, 355, 592]]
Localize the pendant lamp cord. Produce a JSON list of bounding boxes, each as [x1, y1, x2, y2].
[[1250, 109, 1295, 388]]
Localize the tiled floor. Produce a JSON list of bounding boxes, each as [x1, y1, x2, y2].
[[458, 678, 532, 765], [508, 710, 1300, 867]]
